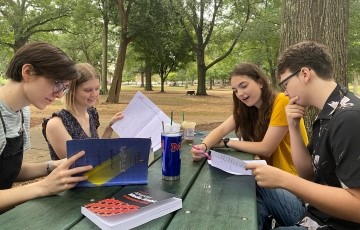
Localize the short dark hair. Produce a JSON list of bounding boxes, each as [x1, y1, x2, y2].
[[6, 42, 78, 82], [277, 41, 333, 80]]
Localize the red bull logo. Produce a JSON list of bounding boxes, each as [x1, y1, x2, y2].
[[171, 143, 181, 152]]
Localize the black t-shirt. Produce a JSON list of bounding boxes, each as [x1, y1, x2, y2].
[[304, 84, 360, 229]]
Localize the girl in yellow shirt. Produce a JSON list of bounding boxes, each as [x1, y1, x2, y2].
[[191, 62, 308, 175]]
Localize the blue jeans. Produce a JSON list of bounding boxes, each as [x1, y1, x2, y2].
[[275, 227, 307, 230], [256, 186, 305, 230]]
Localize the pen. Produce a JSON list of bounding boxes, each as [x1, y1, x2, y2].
[[191, 145, 211, 160]]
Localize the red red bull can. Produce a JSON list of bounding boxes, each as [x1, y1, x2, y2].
[[161, 133, 182, 180]]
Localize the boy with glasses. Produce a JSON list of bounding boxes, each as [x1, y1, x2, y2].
[[247, 41, 360, 229]]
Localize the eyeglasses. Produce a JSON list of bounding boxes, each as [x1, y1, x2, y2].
[[278, 70, 301, 91], [53, 81, 69, 94]]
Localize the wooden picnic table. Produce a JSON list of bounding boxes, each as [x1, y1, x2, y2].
[[0, 132, 257, 230]]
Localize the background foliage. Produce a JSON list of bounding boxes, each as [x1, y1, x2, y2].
[[0, 0, 358, 96]]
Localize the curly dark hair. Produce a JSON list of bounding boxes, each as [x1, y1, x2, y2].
[[277, 41, 333, 79]]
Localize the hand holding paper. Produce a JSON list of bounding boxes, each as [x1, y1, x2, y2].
[[245, 163, 289, 188], [208, 150, 266, 175]]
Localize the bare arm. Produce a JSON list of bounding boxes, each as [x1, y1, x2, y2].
[[191, 115, 288, 159], [45, 116, 72, 159], [215, 93, 290, 157], [226, 125, 288, 157], [0, 151, 92, 212], [16, 162, 48, 181], [16, 160, 65, 181], [246, 164, 360, 223], [191, 115, 235, 160], [285, 96, 313, 179], [101, 112, 123, 138]]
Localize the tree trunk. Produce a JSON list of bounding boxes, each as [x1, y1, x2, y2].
[[196, 48, 207, 95], [106, 39, 129, 102], [354, 72, 358, 95], [106, 0, 134, 103], [280, 0, 349, 136], [140, 72, 145, 87], [161, 76, 165, 92], [101, 0, 109, 94], [144, 61, 152, 91]]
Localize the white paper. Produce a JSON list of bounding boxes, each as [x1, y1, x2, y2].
[[111, 91, 171, 151], [208, 150, 267, 175]]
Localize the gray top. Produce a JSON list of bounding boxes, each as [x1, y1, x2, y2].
[[0, 102, 30, 155]]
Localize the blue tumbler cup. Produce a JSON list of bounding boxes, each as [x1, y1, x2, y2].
[[161, 133, 182, 180]]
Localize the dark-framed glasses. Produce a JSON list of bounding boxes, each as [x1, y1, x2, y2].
[[53, 81, 69, 94], [278, 70, 301, 91]]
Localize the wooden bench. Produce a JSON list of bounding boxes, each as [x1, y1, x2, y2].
[[186, 90, 196, 95]]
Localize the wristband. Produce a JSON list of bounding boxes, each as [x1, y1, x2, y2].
[[223, 138, 230, 148], [201, 142, 208, 152]]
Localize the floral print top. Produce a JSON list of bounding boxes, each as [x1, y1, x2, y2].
[[42, 107, 100, 160], [300, 84, 360, 229]]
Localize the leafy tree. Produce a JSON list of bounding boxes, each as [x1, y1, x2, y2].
[[99, 0, 110, 93], [170, 0, 252, 95], [239, 0, 281, 86], [0, 0, 73, 51], [106, 0, 137, 103], [349, 0, 360, 78], [61, 0, 103, 63], [132, 0, 194, 93]]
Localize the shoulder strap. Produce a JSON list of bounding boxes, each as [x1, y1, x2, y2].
[[0, 110, 6, 134], [42, 111, 61, 142]]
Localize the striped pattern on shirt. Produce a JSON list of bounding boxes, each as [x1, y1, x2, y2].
[[0, 102, 30, 155]]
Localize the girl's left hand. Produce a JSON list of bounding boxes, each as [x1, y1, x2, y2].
[[108, 112, 124, 126]]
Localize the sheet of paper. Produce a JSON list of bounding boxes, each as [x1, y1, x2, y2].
[[111, 91, 171, 151], [208, 150, 267, 175]]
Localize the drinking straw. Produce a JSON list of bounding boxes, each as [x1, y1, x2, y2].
[[161, 121, 165, 133], [182, 112, 184, 121], [170, 111, 173, 125]]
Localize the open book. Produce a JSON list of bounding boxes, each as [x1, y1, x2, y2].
[[111, 91, 171, 152], [67, 138, 151, 187], [81, 186, 182, 230], [208, 150, 267, 175]]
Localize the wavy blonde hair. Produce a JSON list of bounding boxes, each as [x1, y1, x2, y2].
[[64, 63, 100, 114]]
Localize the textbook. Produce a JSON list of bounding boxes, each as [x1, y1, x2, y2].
[[81, 186, 182, 230], [66, 138, 151, 187]]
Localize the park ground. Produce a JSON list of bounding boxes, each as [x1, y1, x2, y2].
[[14, 85, 232, 186], [29, 85, 234, 129], [26, 85, 233, 164]]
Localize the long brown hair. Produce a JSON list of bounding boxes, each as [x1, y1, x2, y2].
[[230, 62, 276, 141]]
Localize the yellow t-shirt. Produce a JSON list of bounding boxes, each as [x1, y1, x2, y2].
[[266, 93, 309, 175]]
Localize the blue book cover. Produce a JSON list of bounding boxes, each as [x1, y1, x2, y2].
[[66, 138, 151, 187]]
